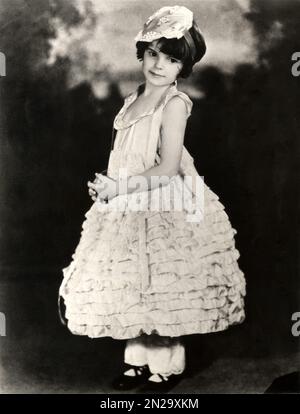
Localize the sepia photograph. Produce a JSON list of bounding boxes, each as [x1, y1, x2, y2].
[[0, 0, 299, 398]]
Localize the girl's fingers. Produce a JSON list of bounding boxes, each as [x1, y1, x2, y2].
[[87, 181, 96, 189], [88, 179, 110, 202]]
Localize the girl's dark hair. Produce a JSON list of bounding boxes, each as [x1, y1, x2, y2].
[[136, 21, 206, 79]]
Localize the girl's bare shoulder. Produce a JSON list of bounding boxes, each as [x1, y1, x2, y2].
[[163, 90, 193, 119]]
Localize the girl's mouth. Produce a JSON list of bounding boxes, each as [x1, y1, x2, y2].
[[149, 71, 165, 78]]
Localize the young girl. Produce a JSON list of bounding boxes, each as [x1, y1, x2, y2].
[[58, 5, 246, 392]]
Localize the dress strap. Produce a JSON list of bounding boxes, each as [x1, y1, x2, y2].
[[161, 88, 193, 119]]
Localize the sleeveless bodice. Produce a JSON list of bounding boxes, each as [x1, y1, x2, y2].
[[107, 82, 194, 180]]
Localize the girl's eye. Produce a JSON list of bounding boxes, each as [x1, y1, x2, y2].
[[147, 49, 180, 64], [169, 57, 179, 63]]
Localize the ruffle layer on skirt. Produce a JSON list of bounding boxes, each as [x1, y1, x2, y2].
[[59, 181, 246, 339]]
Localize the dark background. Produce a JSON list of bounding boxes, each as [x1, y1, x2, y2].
[[0, 0, 299, 392]]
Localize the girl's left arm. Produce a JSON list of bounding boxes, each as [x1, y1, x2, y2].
[[116, 96, 188, 196]]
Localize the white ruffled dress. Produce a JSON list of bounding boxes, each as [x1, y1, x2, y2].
[[59, 82, 246, 340]]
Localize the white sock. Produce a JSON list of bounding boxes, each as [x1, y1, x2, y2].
[[148, 374, 168, 383]]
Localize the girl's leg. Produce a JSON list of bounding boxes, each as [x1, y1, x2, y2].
[[111, 335, 150, 390], [124, 334, 148, 374], [145, 334, 185, 381], [112, 334, 185, 390]]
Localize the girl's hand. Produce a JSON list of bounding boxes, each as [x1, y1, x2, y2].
[[88, 182, 102, 202], [88, 175, 118, 202], [96, 174, 118, 201]]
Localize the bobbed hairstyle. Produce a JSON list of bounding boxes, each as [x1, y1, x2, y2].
[[136, 20, 206, 79]]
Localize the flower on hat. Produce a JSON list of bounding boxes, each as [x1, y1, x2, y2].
[[135, 5, 194, 43]]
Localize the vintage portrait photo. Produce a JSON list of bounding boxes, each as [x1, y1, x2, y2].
[[0, 0, 299, 397]]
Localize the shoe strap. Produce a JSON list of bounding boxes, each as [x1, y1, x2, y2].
[[124, 365, 147, 377]]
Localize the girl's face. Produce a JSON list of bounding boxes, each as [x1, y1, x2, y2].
[[142, 40, 183, 87]]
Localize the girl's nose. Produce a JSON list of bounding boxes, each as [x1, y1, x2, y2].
[[154, 56, 165, 70]]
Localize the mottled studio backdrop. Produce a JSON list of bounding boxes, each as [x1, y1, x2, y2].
[[0, 0, 299, 393]]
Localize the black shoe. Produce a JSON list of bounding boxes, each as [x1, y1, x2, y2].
[[139, 373, 184, 394], [111, 365, 150, 391]]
